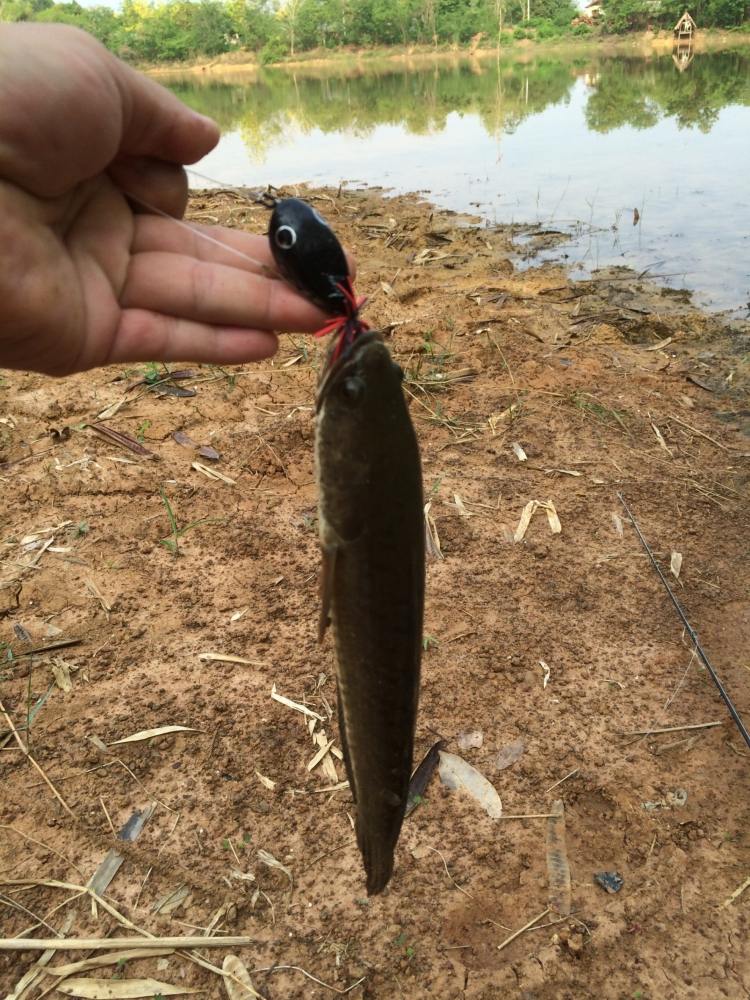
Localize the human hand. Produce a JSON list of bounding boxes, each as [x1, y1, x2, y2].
[[0, 24, 332, 376]]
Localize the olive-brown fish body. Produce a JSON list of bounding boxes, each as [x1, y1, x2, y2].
[[316, 333, 424, 895]]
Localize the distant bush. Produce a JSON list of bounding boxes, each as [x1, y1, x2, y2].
[[259, 35, 286, 64], [572, 22, 593, 36], [513, 26, 529, 39]]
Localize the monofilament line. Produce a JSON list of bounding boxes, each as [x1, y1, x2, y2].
[[124, 190, 278, 278], [185, 166, 277, 207], [618, 492, 750, 751]]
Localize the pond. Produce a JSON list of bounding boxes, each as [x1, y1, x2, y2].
[[163, 46, 750, 313]]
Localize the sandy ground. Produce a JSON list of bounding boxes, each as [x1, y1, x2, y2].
[[0, 187, 749, 999]]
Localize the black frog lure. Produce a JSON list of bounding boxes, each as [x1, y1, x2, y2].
[[268, 197, 369, 362]]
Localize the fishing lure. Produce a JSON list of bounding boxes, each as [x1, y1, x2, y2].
[[269, 197, 368, 362]]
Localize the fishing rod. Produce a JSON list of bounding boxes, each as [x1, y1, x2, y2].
[[618, 492, 750, 751]]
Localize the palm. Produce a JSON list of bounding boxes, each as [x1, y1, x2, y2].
[[0, 23, 327, 376]]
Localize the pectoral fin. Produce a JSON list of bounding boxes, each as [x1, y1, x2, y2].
[[318, 545, 336, 643]]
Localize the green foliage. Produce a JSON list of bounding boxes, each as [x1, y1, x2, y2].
[[603, 0, 748, 32], [9, 0, 747, 62]]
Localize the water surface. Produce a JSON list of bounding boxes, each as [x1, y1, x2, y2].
[[165, 48, 750, 312]]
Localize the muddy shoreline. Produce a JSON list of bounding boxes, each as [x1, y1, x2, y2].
[[0, 186, 748, 997]]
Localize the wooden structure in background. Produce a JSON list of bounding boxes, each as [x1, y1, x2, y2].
[[674, 10, 697, 42]]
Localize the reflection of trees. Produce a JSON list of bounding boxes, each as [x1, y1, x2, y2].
[[585, 50, 750, 133], [163, 48, 750, 161], [164, 55, 577, 157]]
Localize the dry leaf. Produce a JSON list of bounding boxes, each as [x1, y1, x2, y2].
[[223, 954, 263, 1000], [198, 652, 263, 666], [312, 729, 339, 783], [514, 501, 537, 543], [457, 730, 483, 750], [611, 512, 624, 537], [488, 403, 519, 436], [438, 751, 503, 819], [541, 501, 562, 534], [192, 461, 236, 484], [85, 579, 113, 613], [270, 684, 324, 722], [307, 738, 335, 772], [45, 950, 175, 977], [492, 739, 525, 771], [56, 980, 199, 999], [424, 502, 443, 560], [539, 660, 551, 689], [651, 421, 673, 457], [670, 551, 683, 579], [453, 493, 473, 517], [511, 441, 528, 462], [256, 770, 276, 790], [108, 725, 199, 746], [257, 848, 293, 886], [152, 884, 191, 914], [51, 660, 72, 693], [230, 609, 248, 622]]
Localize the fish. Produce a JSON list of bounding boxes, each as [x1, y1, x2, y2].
[[269, 197, 351, 315], [316, 330, 424, 895]]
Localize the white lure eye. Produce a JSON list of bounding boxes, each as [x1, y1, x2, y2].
[[274, 225, 297, 250]]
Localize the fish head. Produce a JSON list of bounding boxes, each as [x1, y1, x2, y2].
[[316, 332, 405, 544], [268, 197, 350, 314]]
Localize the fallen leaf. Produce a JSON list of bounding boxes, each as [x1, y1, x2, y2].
[[492, 739, 525, 771], [514, 501, 537, 543], [270, 684, 324, 722], [198, 445, 221, 462], [192, 461, 236, 484], [457, 730, 483, 750], [45, 950, 175, 977], [539, 660, 551, 689], [198, 652, 264, 666], [670, 551, 683, 579], [152, 884, 191, 915], [51, 660, 72, 693], [56, 979, 199, 998], [223, 954, 264, 1000], [173, 430, 195, 447], [511, 441, 528, 462], [438, 751, 502, 819], [256, 770, 276, 790], [611, 512, 624, 537], [108, 725, 199, 746], [257, 848, 293, 886]]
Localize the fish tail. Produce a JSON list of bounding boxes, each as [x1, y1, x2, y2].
[[360, 830, 395, 896]]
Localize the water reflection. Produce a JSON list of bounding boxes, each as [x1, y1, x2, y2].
[[164, 48, 750, 310], [167, 49, 750, 147]]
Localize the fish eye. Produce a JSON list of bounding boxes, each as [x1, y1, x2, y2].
[[340, 376, 364, 404], [274, 225, 297, 250]]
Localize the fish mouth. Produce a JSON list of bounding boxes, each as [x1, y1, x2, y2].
[[315, 330, 382, 412]]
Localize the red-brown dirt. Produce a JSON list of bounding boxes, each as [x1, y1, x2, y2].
[[1, 187, 748, 999]]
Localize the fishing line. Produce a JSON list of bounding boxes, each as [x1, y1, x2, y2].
[[185, 166, 277, 207], [124, 188, 278, 277], [618, 492, 750, 751]]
